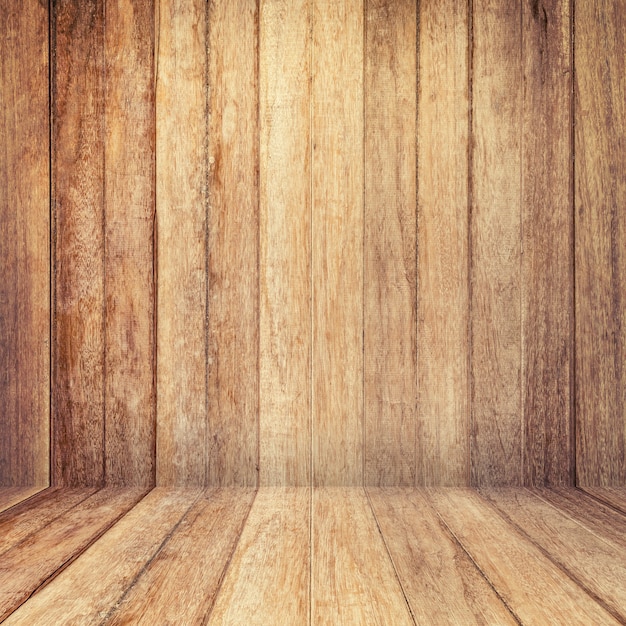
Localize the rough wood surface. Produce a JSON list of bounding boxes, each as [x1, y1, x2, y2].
[[312, 0, 364, 487], [368, 488, 517, 624], [208, 488, 310, 625], [575, 0, 626, 486], [104, 0, 156, 486], [3, 489, 197, 625], [522, 0, 573, 486], [108, 489, 254, 624], [416, 0, 469, 487], [52, 0, 105, 487], [580, 487, 626, 515], [156, 0, 208, 485], [364, 0, 417, 487], [259, 0, 311, 487], [207, 0, 259, 487], [0, 488, 146, 622], [428, 489, 619, 625], [470, 0, 522, 486], [0, 0, 50, 488], [0, 488, 42, 514], [312, 488, 412, 625], [481, 488, 626, 622]]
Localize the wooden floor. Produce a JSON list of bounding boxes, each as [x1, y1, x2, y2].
[[0, 488, 625, 625]]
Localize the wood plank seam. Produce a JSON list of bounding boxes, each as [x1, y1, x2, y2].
[[364, 488, 416, 624], [204, 0, 210, 487], [476, 490, 624, 623], [430, 493, 524, 625], [578, 487, 626, 517]]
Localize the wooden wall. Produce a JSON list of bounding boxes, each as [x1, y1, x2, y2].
[[1, 0, 624, 487]]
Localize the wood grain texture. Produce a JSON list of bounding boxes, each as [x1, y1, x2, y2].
[[108, 488, 254, 624], [0, 0, 50, 488], [575, 0, 626, 486], [3, 489, 198, 625], [0, 488, 146, 622], [104, 0, 156, 486], [52, 0, 105, 487], [0, 488, 42, 514], [522, 0, 573, 486], [368, 488, 517, 625], [207, 0, 259, 487], [364, 0, 417, 487], [416, 0, 469, 486], [580, 487, 626, 514], [428, 489, 619, 625], [470, 0, 522, 486], [312, 488, 412, 624], [0, 488, 95, 555], [480, 488, 626, 622], [208, 488, 310, 625], [156, 0, 208, 486], [312, 0, 364, 487], [259, 0, 311, 487]]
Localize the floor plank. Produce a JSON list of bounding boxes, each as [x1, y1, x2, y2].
[[0, 488, 95, 555], [2, 489, 199, 625], [0, 488, 42, 514], [368, 488, 516, 624], [0, 488, 146, 622], [208, 488, 309, 625], [312, 487, 412, 625], [480, 488, 626, 622], [107, 489, 254, 624], [581, 488, 626, 515], [428, 489, 619, 625]]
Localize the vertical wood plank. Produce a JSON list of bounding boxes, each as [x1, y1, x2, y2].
[[575, 0, 626, 486], [470, 0, 522, 486], [522, 0, 573, 486], [363, 0, 417, 486], [312, 0, 364, 486], [53, 0, 105, 487], [0, 0, 49, 487], [156, 0, 208, 485], [417, 0, 469, 486], [104, 0, 156, 486], [207, 0, 259, 487], [259, 0, 311, 486]]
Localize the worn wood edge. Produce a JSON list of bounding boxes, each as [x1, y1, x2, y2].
[[578, 487, 626, 517], [0, 487, 46, 514]]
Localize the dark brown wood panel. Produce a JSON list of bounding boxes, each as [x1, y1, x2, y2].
[[52, 0, 106, 487], [0, 0, 50, 487], [104, 0, 156, 486], [207, 0, 259, 487], [575, 0, 626, 486], [364, 0, 417, 487], [522, 0, 573, 486]]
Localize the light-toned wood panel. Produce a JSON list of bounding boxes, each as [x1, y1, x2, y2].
[[0, 488, 42, 514], [0, 488, 95, 555], [364, 0, 417, 487], [522, 0, 573, 486], [108, 488, 254, 624], [312, 0, 364, 487], [0, 488, 146, 622], [480, 488, 626, 622], [416, 0, 469, 486], [0, 0, 49, 488], [156, 0, 208, 486], [428, 489, 619, 625], [368, 488, 517, 624], [52, 0, 105, 487], [580, 487, 626, 515], [104, 0, 156, 486], [207, 0, 259, 487], [208, 488, 309, 625], [312, 487, 413, 625], [2, 489, 198, 625], [259, 0, 311, 487], [575, 0, 626, 486], [470, 0, 522, 486]]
